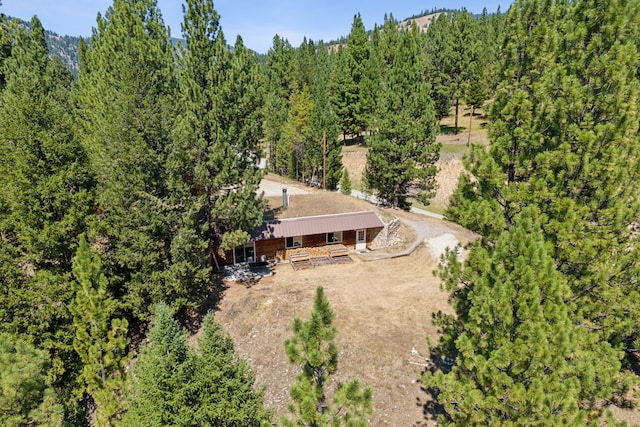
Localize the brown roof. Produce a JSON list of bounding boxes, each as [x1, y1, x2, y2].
[[251, 211, 384, 241]]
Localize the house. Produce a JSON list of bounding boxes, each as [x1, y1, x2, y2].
[[230, 211, 385, 264]]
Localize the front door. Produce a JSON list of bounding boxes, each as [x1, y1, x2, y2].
[[356, 229, 366, 250]]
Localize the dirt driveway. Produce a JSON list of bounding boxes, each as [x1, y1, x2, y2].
[[214, 212, 475, 426]]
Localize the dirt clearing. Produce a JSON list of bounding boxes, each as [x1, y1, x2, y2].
[[214, 214, 477, 426]]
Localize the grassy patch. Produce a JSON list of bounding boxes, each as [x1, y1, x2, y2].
[[440, 144, 470, 155]]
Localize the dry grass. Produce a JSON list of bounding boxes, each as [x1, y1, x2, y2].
[[214, 220, 475, 425], [340, 105, 490, 215], [265, 191, 377, 220]]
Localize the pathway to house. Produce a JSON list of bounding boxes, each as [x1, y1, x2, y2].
[[349, 189, 444, 220], [357, 209, 464, 262], [257, 178, 311, 197]]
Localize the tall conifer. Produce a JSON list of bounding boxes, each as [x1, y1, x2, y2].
[[169, 0, 264, 274], [365, 25, 440, 209], [0, 17, 93, 421], [75, 0, 177, 317], [447, 0, 640, 350], [425, 209, 624, 425]]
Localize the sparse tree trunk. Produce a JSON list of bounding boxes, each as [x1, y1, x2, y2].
[[467, 104, 474, 146], [454, 97, 460, 134]]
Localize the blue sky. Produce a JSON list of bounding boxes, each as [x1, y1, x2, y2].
[[1, 1, 511, 53]]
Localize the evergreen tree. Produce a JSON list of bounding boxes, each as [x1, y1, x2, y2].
[[360, 45, 381, 133], [74, 0, 177, 318], [264, 35, 295, 173], [447, 0, 640, 351], [424, 209, 625, 425], [122, 303, 190, 426], [365, 25, 440, 209], [0, 17, 93, 422], [169, 0, 264, 276], [424, 13, 454, 121], [339, 169, 352, 195], [331, 46, 357, 143], [186, 313, 272, 426], [448, 10, 481, 134], [70, 235, 129, 425], [345, 13, 369, 138], [308, 43, 342, 190], [124, 304, 271, 426], [293, 37, 316, 91], [264, 83, 289, 173], [282, 287, 372, 426], [331, 14, 370, 142], [477, 7, 504, 94], [0, 333, 64, 427], [280, 85, 313, 180]]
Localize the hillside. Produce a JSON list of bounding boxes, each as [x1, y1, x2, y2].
[[10, 18, 83, 75], [11, 9, 452, 74]]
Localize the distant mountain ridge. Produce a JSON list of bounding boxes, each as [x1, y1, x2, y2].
[[10, 17, 83, 75], [10, 9, 457, 75]]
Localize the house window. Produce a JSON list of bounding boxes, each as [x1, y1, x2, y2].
[[286, 236, 302, 249], [326, 231, 343, 244]]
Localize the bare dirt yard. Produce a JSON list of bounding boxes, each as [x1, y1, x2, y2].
[[214, 208, 477, 426]]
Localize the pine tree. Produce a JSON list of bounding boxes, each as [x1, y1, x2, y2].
[[424, 208, 625, 425], [345, 13, 369, 138], [74, 0, 177, 318], [360, 45, 381, 133], [365, 25, 440, 209], [282, 287, 372, 426], [331, 14, 370, 143], [70, 235, 129, 425], [293, 37, 316, 91], [446, 0, 640, 351], [124, 304, 271, 426], [424, 13, 454, 121], [0, 17, 93, 422], [0, 333, 64, 426], [264, 35, 295, 173], [339, 169, 352, 195], [308, 44, 342, 190], [122, 303, 190, 426], [186, 313, 272, 426], [331, 46, 358, 143], [280, 85, 313, 180], [448, 10, 481, 134], [168, 0, 264, 274]]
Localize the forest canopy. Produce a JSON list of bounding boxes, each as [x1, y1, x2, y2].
[[1, 0, 639, 425]]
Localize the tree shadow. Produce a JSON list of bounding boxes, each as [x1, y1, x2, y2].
[[416, 351, 456, 425], [342, 135, 367, 147], [264, 202, 282, 221], [439, 124, 468, 134], [178, 275, 228, 335]]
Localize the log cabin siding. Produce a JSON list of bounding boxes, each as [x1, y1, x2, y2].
[[255, 237, 285, 261], [225, 211, 386, 265]]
